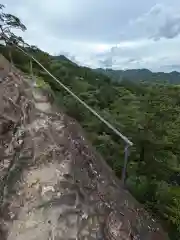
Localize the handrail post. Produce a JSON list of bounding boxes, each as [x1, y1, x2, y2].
[[29, 59, 36, 87], [121, 144, 130, 186], [9, 47, 12, 72], [30, 59, 33, 77]]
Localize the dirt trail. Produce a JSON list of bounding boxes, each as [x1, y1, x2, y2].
[[0, 55, 168, 240]]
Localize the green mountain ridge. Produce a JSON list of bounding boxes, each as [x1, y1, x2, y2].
[[95, 68, 180, 84], [45, 54, 180, 85], [1, 4, 179, 238], [1, 44, 180, 239]]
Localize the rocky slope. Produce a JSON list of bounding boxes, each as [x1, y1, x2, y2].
[[0, 55, 168, 240]]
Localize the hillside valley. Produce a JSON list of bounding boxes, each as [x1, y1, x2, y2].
[[1, 3, 180, 239], [1, 43, 180, 239]]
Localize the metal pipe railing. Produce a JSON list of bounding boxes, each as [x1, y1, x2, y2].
[[2, 35, 133, 184]]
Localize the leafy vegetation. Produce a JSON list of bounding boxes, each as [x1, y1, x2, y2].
[[1, 7, 180, 239], [96, 68, 180, 84]]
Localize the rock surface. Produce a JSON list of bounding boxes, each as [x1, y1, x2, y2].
[[0, 54, 168, 240]]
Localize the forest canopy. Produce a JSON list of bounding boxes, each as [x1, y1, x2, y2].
[[1, 6, 180, 239]]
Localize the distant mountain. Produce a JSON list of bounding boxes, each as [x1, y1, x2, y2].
[[53, 55, 78, 67], [95, 68, 180, 84], [54, 55, 70, 61]]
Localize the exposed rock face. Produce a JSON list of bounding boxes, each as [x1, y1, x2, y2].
[[0, 55, 168, 240]]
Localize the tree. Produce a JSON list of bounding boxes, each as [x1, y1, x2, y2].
[[0, 4, 26, 66], [1, 31, 180, 237], [0, 4, 26, 40]]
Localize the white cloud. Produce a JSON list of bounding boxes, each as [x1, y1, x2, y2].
[[1, 0, 180, 71], [97, 36, 180, 71]]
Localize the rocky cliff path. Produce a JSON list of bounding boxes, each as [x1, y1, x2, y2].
[[0, 55, 168, 240]]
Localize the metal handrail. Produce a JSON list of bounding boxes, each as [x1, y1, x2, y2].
[[2, 36, 133, 184]]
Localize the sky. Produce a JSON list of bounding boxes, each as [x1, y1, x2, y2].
[[1, 0, 180, 72]]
